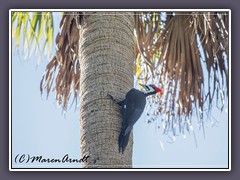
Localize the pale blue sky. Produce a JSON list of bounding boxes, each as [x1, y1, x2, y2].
[[11, 12, 229, 169]]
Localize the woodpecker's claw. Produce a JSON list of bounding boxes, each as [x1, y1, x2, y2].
[[108, 94, 124, 106], [107, 94, 114, 100], [107, 94, 117, 103]]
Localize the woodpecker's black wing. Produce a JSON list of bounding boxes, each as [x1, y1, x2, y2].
[[119, 88, 146, 153], [122, 88, 146, 135]]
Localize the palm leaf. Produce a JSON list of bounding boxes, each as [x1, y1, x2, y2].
[[135, 11, 229, 132], [40, 12, 83, 110], [12, 12, 54, 62]]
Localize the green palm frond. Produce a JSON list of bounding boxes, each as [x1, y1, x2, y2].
[[12, 12, 54, 62]]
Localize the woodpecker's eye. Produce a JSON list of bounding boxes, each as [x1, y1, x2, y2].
[[145, 86, 150, 91]]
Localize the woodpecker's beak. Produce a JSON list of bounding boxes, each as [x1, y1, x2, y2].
[[156, 87, 163, 94]]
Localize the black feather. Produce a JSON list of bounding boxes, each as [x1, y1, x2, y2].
[[108, 85, 160, 153]]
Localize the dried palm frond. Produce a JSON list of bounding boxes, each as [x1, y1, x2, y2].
[[40, 12, 82, 110], [135, 11, 229, 133]]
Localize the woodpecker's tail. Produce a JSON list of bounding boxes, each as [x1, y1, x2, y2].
[[118, 129, 131, 154]]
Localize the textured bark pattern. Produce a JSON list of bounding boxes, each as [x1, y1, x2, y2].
[[79, 12, 134, 168]]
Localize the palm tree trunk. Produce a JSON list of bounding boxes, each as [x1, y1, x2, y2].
[[79, 12, 134, 168]]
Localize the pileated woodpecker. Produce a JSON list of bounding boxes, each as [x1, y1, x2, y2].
[[108, 84, 163, 153]]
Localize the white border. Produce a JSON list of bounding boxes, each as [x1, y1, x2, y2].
[[10, 9, 230, 11], [9, 9, 231, 171], [228, 9, 232, 171], [9, 10, 12, 172]]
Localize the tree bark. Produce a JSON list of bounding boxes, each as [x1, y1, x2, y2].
[[79, 12, 134, 168]]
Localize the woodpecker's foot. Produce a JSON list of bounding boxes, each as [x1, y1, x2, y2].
[[107, 94, 114, 100], [107, 94, 117, 104], [107, 94, 123, 106]]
